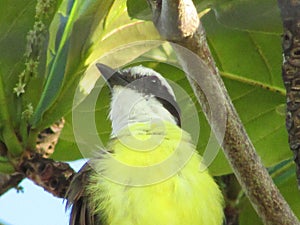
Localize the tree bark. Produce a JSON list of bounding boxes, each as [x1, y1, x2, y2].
[[277, 0, 300, 188]]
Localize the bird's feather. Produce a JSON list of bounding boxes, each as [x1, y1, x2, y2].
[[66, 163, 99, 225]]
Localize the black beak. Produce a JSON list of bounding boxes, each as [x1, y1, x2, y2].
[[96, 63, 129, 88]]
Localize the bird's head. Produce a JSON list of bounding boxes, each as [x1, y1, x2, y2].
[[96, 63, 181, 136]]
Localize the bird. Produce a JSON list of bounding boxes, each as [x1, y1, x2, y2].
[[66, 63, 224, 225]]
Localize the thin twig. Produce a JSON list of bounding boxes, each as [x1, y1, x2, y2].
[[147, 0, 300, 224]]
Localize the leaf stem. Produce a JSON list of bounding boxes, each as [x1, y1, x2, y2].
[[26, 128, 39, 152], [0, 73, 23, 157], [0, 161, 15, 174], [220, 71, 286, 95]]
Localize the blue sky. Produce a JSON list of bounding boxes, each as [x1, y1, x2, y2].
[[0, 160, 85, 225]]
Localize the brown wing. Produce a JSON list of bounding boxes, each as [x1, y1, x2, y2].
[[66, 162, 98, 225]]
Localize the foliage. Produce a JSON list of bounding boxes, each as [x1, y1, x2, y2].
[[0, 0, 298, 224]]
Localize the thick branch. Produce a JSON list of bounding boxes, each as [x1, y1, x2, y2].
[[19, 118, 74, 198], [19, 152, 75, 198], [277, 0, 300, 188], [147, 0, 299, 224]]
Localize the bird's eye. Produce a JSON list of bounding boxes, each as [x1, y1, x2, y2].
[[151, 77, 158, 83]]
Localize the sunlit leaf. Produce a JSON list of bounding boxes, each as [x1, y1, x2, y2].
[[31, 0, 115, 128], [31, 0, 160, 132], [126, 0, 152, 20]]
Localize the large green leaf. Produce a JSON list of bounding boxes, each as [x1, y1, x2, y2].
[[203, 11, 288, 174], [198, 0, 282, 33]]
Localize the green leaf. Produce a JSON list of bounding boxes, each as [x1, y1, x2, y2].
[[0, 0, 65, 153], [202, 12, 288, 174], [0, 163, 14, 174], [209, 0, 282, 33], [0, 0, 35, 82], [126, 0, 152, 20], [30, 0, 106, 127], [51, 83, 110, 161], [45, 0, 75, 76], [0, 71, 22, 156], [0, 156, 14, 173], [0, 0, 36, 123], [0, 0, 63, 125], [85, 1, 159, 65]]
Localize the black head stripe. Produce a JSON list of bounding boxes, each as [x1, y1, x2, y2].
[[156, 97, 181, 127], [126, 75, 181, 127]]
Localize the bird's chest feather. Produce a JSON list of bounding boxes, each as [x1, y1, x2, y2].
[[90, 161, 223, 225], [87, 123, 223, 225]]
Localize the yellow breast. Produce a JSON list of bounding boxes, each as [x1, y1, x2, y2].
[[88, 122, 224, 225]]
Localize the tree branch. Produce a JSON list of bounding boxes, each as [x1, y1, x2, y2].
[[19, 152, 75, 198], [277, 0, 300, 188], [19, 118, 74, 198], [0, 173, 24, 195], [0, 118, 75, 198], [147, 0, 300, 224]]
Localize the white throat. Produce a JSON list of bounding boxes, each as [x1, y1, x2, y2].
[[110, 86, 177, 136]]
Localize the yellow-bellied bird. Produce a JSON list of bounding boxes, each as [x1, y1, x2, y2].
[[66, 64, 224, 225]]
